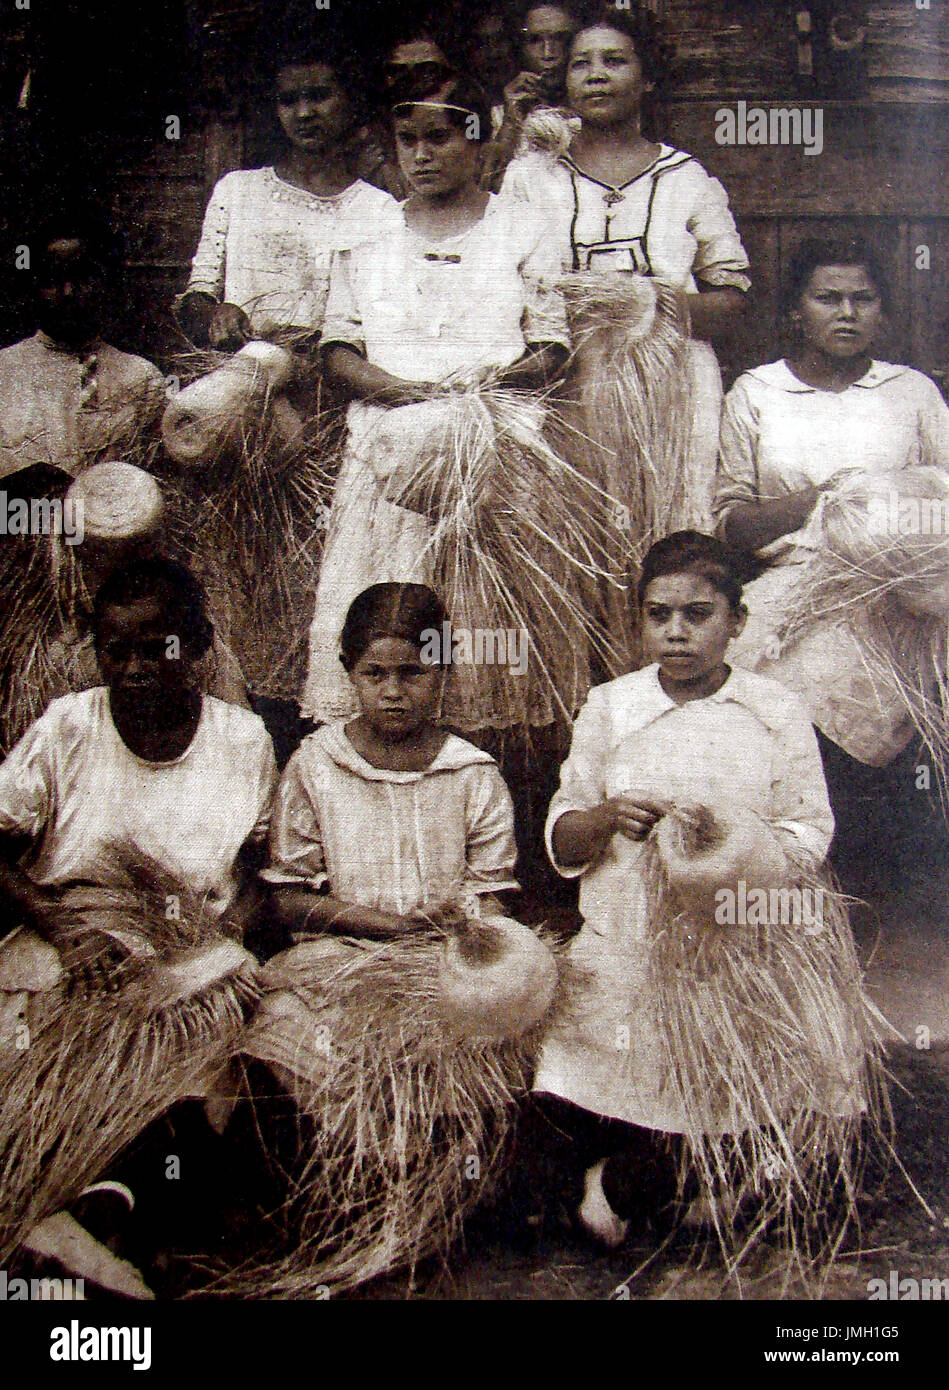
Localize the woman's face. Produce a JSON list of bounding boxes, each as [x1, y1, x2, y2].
[[566, 25, 650, 127], [793, 264, 884, 359], [348, 636, 442, 741], [275, 62, 352, 152], [640, 573, 744, 696], [393, 105, 481, 200]]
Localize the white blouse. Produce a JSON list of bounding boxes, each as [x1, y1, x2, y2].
[[264, 721, 519, 915], [500, 141, 750, 290], [185, 168, 399, 335], [320, 192, 570, 382], [715, 359, 949, 563], [535, 664, 834, 1129], [0, 688, 277, 914]]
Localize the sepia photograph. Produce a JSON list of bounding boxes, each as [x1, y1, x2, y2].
[[0, 0, 947, 1359]]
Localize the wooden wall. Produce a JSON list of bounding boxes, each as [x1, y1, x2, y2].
[[4, 0, 948, 394]]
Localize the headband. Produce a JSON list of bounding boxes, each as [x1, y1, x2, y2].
[[392, 100, 480, 120]]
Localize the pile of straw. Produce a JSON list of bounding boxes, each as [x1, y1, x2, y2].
[[374, 387, 624, 730], [160, 339, 337, 701], [0, 847, 259, 1263], [557, 272, 705, 668], [639, 802, 889, 1287], [221, 914, 560, 1297], [778, 467, 949, 798]]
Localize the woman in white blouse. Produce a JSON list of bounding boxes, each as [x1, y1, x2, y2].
[[716, 236, 949, 876], [176, 30, 396, 351]]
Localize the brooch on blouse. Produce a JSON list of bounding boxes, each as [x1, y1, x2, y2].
[[422, 252, 462, 264]]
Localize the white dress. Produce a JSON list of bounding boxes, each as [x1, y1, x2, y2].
[[300, 195, 570, 723], [534, 664, 835, 1130], [715, 359, 949, 763], [0, 688, 277, 1053], [500, 141, 750, 292], [0, 688, 277, 914], [184, 168, 399, 336], [263, 721, 519, 913], [499, 131, 749, 643]]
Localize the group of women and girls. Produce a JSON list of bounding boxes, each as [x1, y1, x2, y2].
[[0, 1, 946, 1296]]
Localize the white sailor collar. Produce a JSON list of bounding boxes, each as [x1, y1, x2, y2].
[[314, 719, 498, 784], [746, 359, 908, 394]]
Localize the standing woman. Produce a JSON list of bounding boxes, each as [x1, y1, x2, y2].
[[715, 238, 949, 880], [301, 73, 597, 742], [175, 27, 397, 352], [500, 7, 750, 665]]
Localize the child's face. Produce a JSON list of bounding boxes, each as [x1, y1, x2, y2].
[[96, 596, 199, 718], [640, 572, 745, 696], [393, 107, 481, 200], [349, 636, 443, 741], [275, 62, 352, 153]]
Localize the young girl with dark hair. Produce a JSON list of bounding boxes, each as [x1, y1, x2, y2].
[[176, 27, 397, 350], [526, 532, 879, 1272]]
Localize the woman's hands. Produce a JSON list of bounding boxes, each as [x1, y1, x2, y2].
[[553, 792, 670, 868], [721, 485, 824, 553], [207, 303, 252, 352]]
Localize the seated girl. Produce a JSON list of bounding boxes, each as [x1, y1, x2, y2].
[[528, 532, 878, 1271], [238, 584, 560, 1297], [0, 556, 277, 1291]]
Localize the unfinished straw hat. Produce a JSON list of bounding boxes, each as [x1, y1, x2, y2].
[[66, 460, 164, 544]]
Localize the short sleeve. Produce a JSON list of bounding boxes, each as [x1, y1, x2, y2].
[[462, 765, 520, 896], [688, 172, 751, 293], [713, 375, 762, 530], [320, 249, 366, 355], [263, 753, 329, 889], [0, 713, 57, 843], [185, 174, 233, 302], [544, 687, 612, 877], [767, 696, 835, 867]]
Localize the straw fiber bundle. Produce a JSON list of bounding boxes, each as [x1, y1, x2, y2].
[[640, 801, 888, 1286], [160, 339, 337, 700], [223, 912, 560, 1297], [778, 467, 949, 797], [0, 846, 260, 1263], [371, 387, 623, 730]]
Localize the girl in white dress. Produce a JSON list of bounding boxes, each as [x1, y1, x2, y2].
[[530, 533, 876, 1262], [176, 32, 397, 350], [301, 75, 574, 730], [715, 238, 949, 876]]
